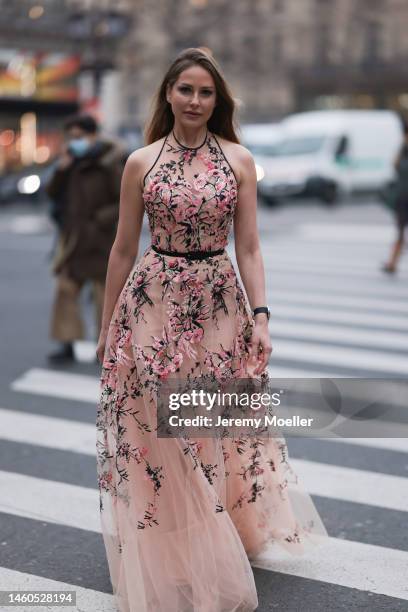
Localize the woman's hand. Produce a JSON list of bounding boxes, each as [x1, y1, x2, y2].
[[96, 329, 108, 365], [248, 319, 273, 375]]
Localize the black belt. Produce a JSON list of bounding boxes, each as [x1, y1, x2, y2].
[[151, 244, 225, 261]]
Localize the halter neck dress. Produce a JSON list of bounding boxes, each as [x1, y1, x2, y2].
[[96, 130, 328, 612]]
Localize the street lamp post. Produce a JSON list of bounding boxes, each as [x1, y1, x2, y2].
[[67, 8, 130, 103]]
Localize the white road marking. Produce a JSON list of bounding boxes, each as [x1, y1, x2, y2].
[[270, 319, 408, 350], [2, 406, 408, 456], [268, 303, 408, 331], [275, 339, 408, 375], [11, 368, 100, 404], [268, 288, 408, 314], [291, 458, 408, 512], [0, 407, 96, 454], [252, 535, 408, 601]]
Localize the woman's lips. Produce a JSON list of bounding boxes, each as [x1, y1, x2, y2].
[[184, 112, 201, 117]]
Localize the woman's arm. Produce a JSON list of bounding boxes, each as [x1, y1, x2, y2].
[[99, 151, 145, 338], [233, 146, 272, 374], [234, 146, 267, 315]]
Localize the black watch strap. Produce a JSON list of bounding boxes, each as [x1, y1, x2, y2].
[[253, 306, 270, 320]]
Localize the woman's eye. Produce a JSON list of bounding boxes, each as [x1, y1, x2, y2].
[[178, 87, 213, 96]]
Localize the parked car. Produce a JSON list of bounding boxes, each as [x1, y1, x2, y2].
[[256, 110, 403, 206], [0, 162, 55, 205]]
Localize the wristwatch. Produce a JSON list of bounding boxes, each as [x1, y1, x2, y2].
[[252, 306, 270, 320]]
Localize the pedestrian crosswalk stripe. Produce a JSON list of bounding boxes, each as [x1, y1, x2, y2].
[[266, 261, 408, 280], [270, 319, 408, 350], [268, 365, 342, 377], [2, 405, 408, 458], [268, 304, 408, 331], [10, 367, 344, 406], [294, 223, 396, 243], [275, 339, 408, 375], [10, 346, 407, 416], [327, 436, 408, 453], [252, 535, 408, 601], [1, 448, 407, 523], [267, 273, 408, 300], [0, 567, 116, 612], [0, 214, 51, 234], [0, 470, 99, 532], [262, 242, 402, 256], [0, 407, 96, 454], [291, 458, 408, 512], [262, 251, 408, 274], [11, 368, 99, 403], [267, 289, 408, 314]]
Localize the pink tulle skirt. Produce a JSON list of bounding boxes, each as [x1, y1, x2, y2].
[[96, 248, 328, 611]]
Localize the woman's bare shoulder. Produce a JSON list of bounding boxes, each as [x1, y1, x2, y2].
[[125, 136, 167, 188], [126, 137, 167, 166], [214, 135, 255, 185]]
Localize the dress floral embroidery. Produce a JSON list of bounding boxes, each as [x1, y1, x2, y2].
[[96, 131, 327, 612]]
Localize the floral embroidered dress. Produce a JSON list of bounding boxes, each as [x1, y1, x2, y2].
[[96, 130, 328, 612]]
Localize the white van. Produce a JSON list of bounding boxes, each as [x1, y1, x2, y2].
[[240, 123, 283, 181], [256, 110, 403, 204]]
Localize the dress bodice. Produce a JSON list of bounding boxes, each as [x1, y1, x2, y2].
[[142, 130, 238, 252]]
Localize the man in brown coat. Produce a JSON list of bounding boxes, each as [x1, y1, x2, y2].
[[46, 114, 124, 362]]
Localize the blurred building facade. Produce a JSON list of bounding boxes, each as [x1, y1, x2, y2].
[[1, 0, 408, 171], [119, 0, 408, 127]]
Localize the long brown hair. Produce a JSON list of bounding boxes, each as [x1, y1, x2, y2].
[[144, 48, 240, 145]]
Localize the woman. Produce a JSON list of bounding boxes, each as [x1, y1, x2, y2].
[[382, 120, 408, 274], [96, 48, 327, 612]]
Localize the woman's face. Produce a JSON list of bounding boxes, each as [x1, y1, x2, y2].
[[166, 65, 217, 128]]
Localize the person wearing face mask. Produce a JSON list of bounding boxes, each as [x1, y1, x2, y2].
[[46, 114, 125, 362]]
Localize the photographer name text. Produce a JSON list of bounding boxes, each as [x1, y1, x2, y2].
[[168, 415, 314, 428]]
